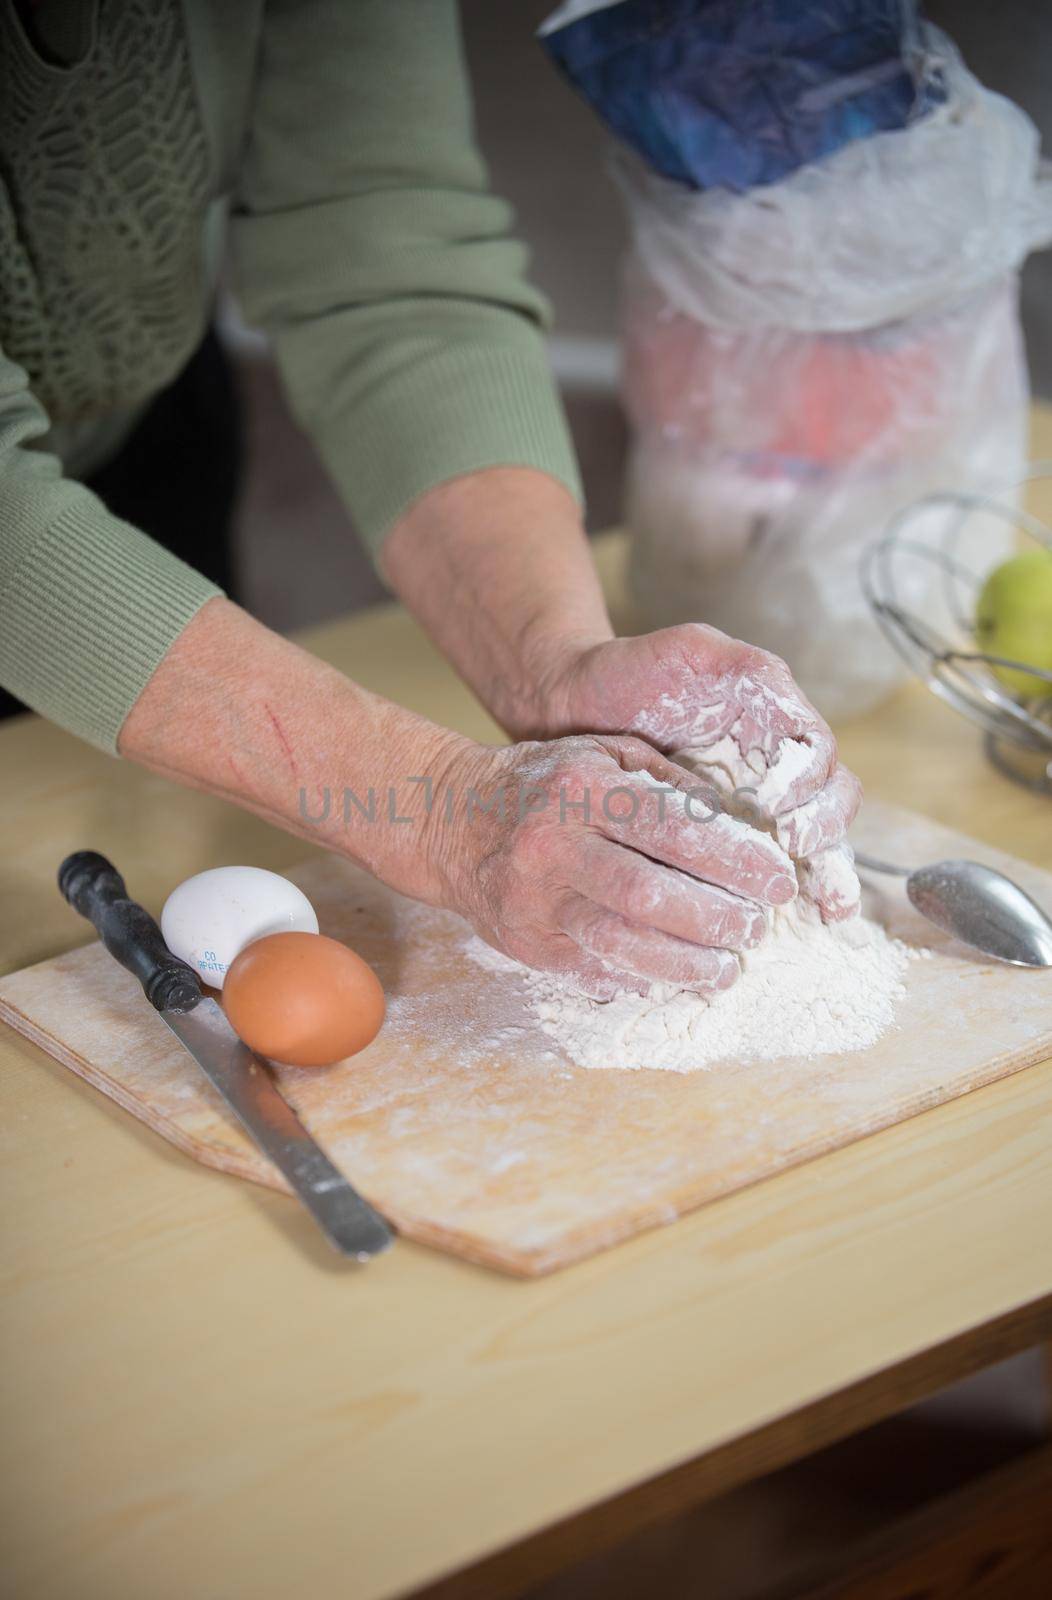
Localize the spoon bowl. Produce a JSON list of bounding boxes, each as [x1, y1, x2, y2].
[[853, 851, 1052, 968]]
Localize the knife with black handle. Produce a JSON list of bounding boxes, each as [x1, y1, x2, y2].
[[58, 850, 393, 1261]]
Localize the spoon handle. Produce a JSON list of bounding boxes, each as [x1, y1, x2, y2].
[[852, 850, 910, 879]]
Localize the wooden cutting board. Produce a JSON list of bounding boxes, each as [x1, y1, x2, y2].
[[1, 800, 1050, 1276]]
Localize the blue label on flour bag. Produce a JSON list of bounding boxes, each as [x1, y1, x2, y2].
[[539, 0, 945, 192]]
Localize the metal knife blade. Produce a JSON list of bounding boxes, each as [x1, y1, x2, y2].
[[162, 998, 393, 1261]]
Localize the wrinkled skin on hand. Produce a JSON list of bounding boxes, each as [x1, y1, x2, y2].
[[539, 625, 863, 921], [436, 734, 799, 999]]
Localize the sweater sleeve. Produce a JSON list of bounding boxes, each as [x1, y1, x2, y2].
[[228, 0, 583, 560], [0, 344, 221, 752]]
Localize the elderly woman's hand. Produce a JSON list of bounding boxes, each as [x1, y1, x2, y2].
[[526, 623, 864, 922], [430, 732, 798, 998]]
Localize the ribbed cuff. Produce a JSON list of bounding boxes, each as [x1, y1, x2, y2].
[[0, 493, 222, 753], [312, 337, 584, 560]]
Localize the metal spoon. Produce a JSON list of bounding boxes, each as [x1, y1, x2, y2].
[[853, 850, 1052, 968]]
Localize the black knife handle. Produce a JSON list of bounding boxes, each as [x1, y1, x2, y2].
[[58, 850, 202, 1014]]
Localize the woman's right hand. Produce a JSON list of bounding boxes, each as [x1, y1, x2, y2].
[[119, 599, 796, 1001], [429, 734, 798, 999]]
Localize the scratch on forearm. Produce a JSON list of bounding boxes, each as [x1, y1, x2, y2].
[[227, 753, 247, 786], [264, 703, 298, 776]]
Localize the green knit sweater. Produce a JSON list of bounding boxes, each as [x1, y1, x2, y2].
[[0, 0, 581, 752]]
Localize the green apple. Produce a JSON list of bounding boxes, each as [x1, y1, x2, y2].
[[974, 547, 1052, 699]]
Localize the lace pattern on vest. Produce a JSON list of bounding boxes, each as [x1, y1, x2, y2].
[[0, 0, 213, 423]]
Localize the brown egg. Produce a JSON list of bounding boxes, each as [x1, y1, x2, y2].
[[223, 931, 385, 1067]]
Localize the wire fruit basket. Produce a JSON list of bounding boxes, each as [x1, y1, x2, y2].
[[862, 465, 1052, 793]]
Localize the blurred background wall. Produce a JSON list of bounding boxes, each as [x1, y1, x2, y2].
[[231, 0, 1052, 632]]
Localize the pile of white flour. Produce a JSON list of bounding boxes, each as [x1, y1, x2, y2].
[[466, 902, 914, 1073]]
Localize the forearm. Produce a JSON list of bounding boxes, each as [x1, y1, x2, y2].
[[379, 467, 613, 738], [118, 597, 469, 906]]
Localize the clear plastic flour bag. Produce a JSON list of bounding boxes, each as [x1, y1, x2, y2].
[[621, 271, 1031, 718], [617, 30, 1052, 717], [542, 4, 1052, 718]]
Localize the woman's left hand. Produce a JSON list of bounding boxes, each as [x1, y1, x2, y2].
[[377, 471, 862, 920], [525, 622, 864, 922]]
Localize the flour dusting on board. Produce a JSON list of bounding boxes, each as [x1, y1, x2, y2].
[[465, 902, 916, 1073]]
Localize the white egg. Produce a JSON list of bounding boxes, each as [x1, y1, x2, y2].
[[161, 866, 319, 989]]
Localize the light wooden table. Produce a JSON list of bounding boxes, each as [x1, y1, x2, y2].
[[3, 418, 1052, 1600]]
